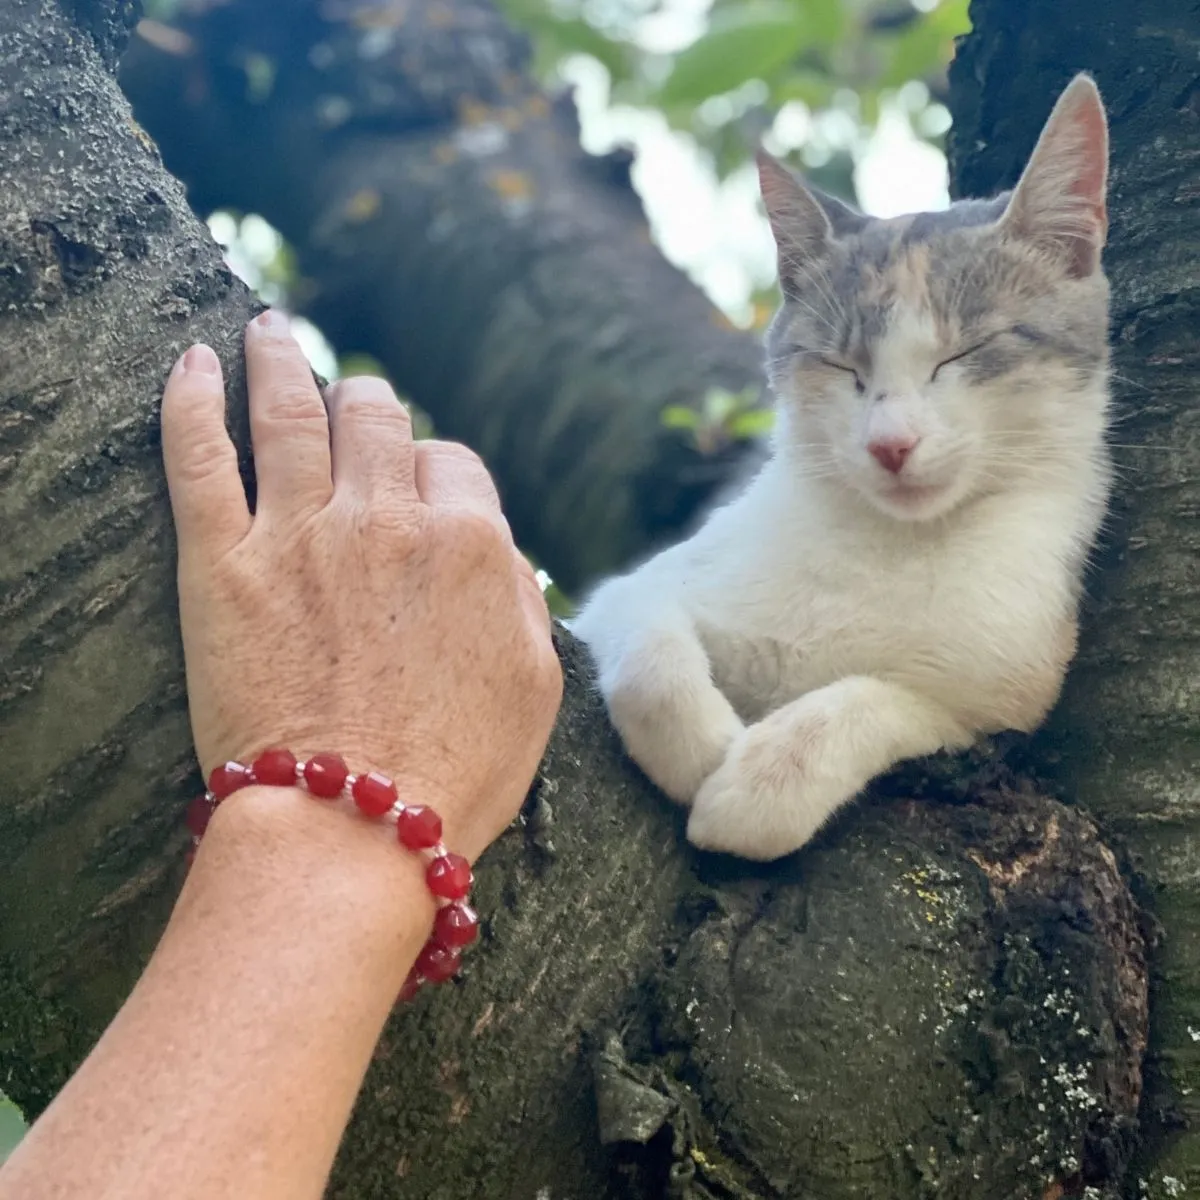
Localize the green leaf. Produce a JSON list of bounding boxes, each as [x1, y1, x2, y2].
[[804, 0, 848, 49], [703, 388, 739, 423], [525, 14, 631, 81], [879, 0, 971, 88], [771, 67, 837, 110], [661, 405, 701, 431], [727, 409, 777, 439], [657, 2, 810, 106], [0, 1091, 26, 1164]]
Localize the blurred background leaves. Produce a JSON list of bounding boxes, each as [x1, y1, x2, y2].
[[190, 0, 967, 378], [0, 1091, 24, 1165]]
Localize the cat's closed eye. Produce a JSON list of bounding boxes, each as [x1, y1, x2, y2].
[[930, 332, 1005, 382], [817, 357, 866, 396]]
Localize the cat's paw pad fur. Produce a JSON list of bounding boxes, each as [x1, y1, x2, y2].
[[686, 717, 855, 861]]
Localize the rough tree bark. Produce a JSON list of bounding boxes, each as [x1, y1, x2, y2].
[[948, 0, 1200, 1190], [0, 0, 1185, 1197], [118, 0, 766, 595]]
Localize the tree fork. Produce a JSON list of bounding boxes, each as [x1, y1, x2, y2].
[[0, 0, 1158, 1195]]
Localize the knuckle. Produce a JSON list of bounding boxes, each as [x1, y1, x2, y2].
[[448, 510, 509, 563], [332, 377, 410, 426], [447, 504, 501, 542], [425, 439, 484, 472], [362, 503, 422, 540], [261, 380, 322, 422], [174, 435, 238, 486], [327, 492, 421, 543]]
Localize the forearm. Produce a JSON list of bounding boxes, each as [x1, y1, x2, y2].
[[0, 785, 436, 1200]]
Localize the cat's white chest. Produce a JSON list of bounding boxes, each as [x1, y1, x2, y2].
[[674, 471, 1079, 728], [696, 545, 957, 720]]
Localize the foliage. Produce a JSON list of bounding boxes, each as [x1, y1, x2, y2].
[[0, 1091, 25, 1164], [497, 0, 970, 185], [662, 384, 774, 453]]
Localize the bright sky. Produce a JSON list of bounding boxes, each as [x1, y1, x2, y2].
[[210, 0, 949, 375]]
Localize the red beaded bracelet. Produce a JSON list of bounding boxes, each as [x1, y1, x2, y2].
[[184, 749, 479, 1004]]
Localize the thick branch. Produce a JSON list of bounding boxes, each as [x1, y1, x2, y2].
[[118, 0, 765, 594], [948, 0, 1200, 1188]]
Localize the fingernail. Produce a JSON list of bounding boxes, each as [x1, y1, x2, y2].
[[181, 344, 220, 376], [252, 308, 289, 336]]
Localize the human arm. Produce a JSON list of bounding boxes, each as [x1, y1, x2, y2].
[[0, 311, 562, 1200]]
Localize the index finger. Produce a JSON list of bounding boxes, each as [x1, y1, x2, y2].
[[161, 344, 251, 562]]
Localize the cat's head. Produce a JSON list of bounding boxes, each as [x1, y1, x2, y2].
[[761, 73, 1111, 523]]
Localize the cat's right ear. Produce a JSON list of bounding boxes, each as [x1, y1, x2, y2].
[[1001, 73, 1109, 279], [757, 151, 834, 294]]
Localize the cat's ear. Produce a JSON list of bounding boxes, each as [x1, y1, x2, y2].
[[757, 151, 840, 293], [809, 185, 868, 239], [1001, 73, 1109, 279]]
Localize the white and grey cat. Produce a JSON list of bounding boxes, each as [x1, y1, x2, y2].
[[572, 74, 1112, 862]]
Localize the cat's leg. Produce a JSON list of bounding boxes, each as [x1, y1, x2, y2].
[[573, 583, 745, 804], [687, 675, 972, 861]]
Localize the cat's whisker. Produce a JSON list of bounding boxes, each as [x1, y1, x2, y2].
[[1107, 371, 1154, 394], [789, 253, 843, 311]]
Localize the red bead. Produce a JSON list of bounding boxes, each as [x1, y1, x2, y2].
[[434, 902, 479, 949], [427, 853, 472, 900], [251, 747, 298, 787], [397, 805, 442, 850], [208, 761, 252, 799], [352, 770, 397, 818], [185, 794, 217, 837], [397, 967, 422, 1003], [303, 753, 348, 799], [416, 939, 462, 984]]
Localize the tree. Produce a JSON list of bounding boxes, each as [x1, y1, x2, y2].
[[0, 0, 1194, 1195]]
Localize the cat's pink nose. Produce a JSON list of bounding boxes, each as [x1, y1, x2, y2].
[[868, 434, 919, 475]]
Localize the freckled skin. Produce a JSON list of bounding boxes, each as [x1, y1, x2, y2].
[[575, 74, 1112, 862]]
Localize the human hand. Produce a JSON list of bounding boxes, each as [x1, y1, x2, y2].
[[160, 310, 562, 862]]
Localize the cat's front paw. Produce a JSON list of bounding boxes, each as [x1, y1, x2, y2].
[[608, 682, 743, 804], [686, 717, 856, 861]]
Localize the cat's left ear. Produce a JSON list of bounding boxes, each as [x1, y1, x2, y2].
[[1001, 73, 1109, 279], [757, 152, 835, 295]]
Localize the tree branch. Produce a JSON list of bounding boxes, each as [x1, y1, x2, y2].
[[118, 0, 766, 594]]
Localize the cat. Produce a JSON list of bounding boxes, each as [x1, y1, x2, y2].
[[571, 74, 1112, 862]]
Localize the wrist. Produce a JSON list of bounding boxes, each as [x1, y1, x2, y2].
[[196, 783, 437, 943], [185, 751, 482, 999]]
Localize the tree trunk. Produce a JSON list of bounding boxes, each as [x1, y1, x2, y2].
[[948, 2, 1200, 1191], [0, 0, 1175, 1196], [117, 0, 766, 596]]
